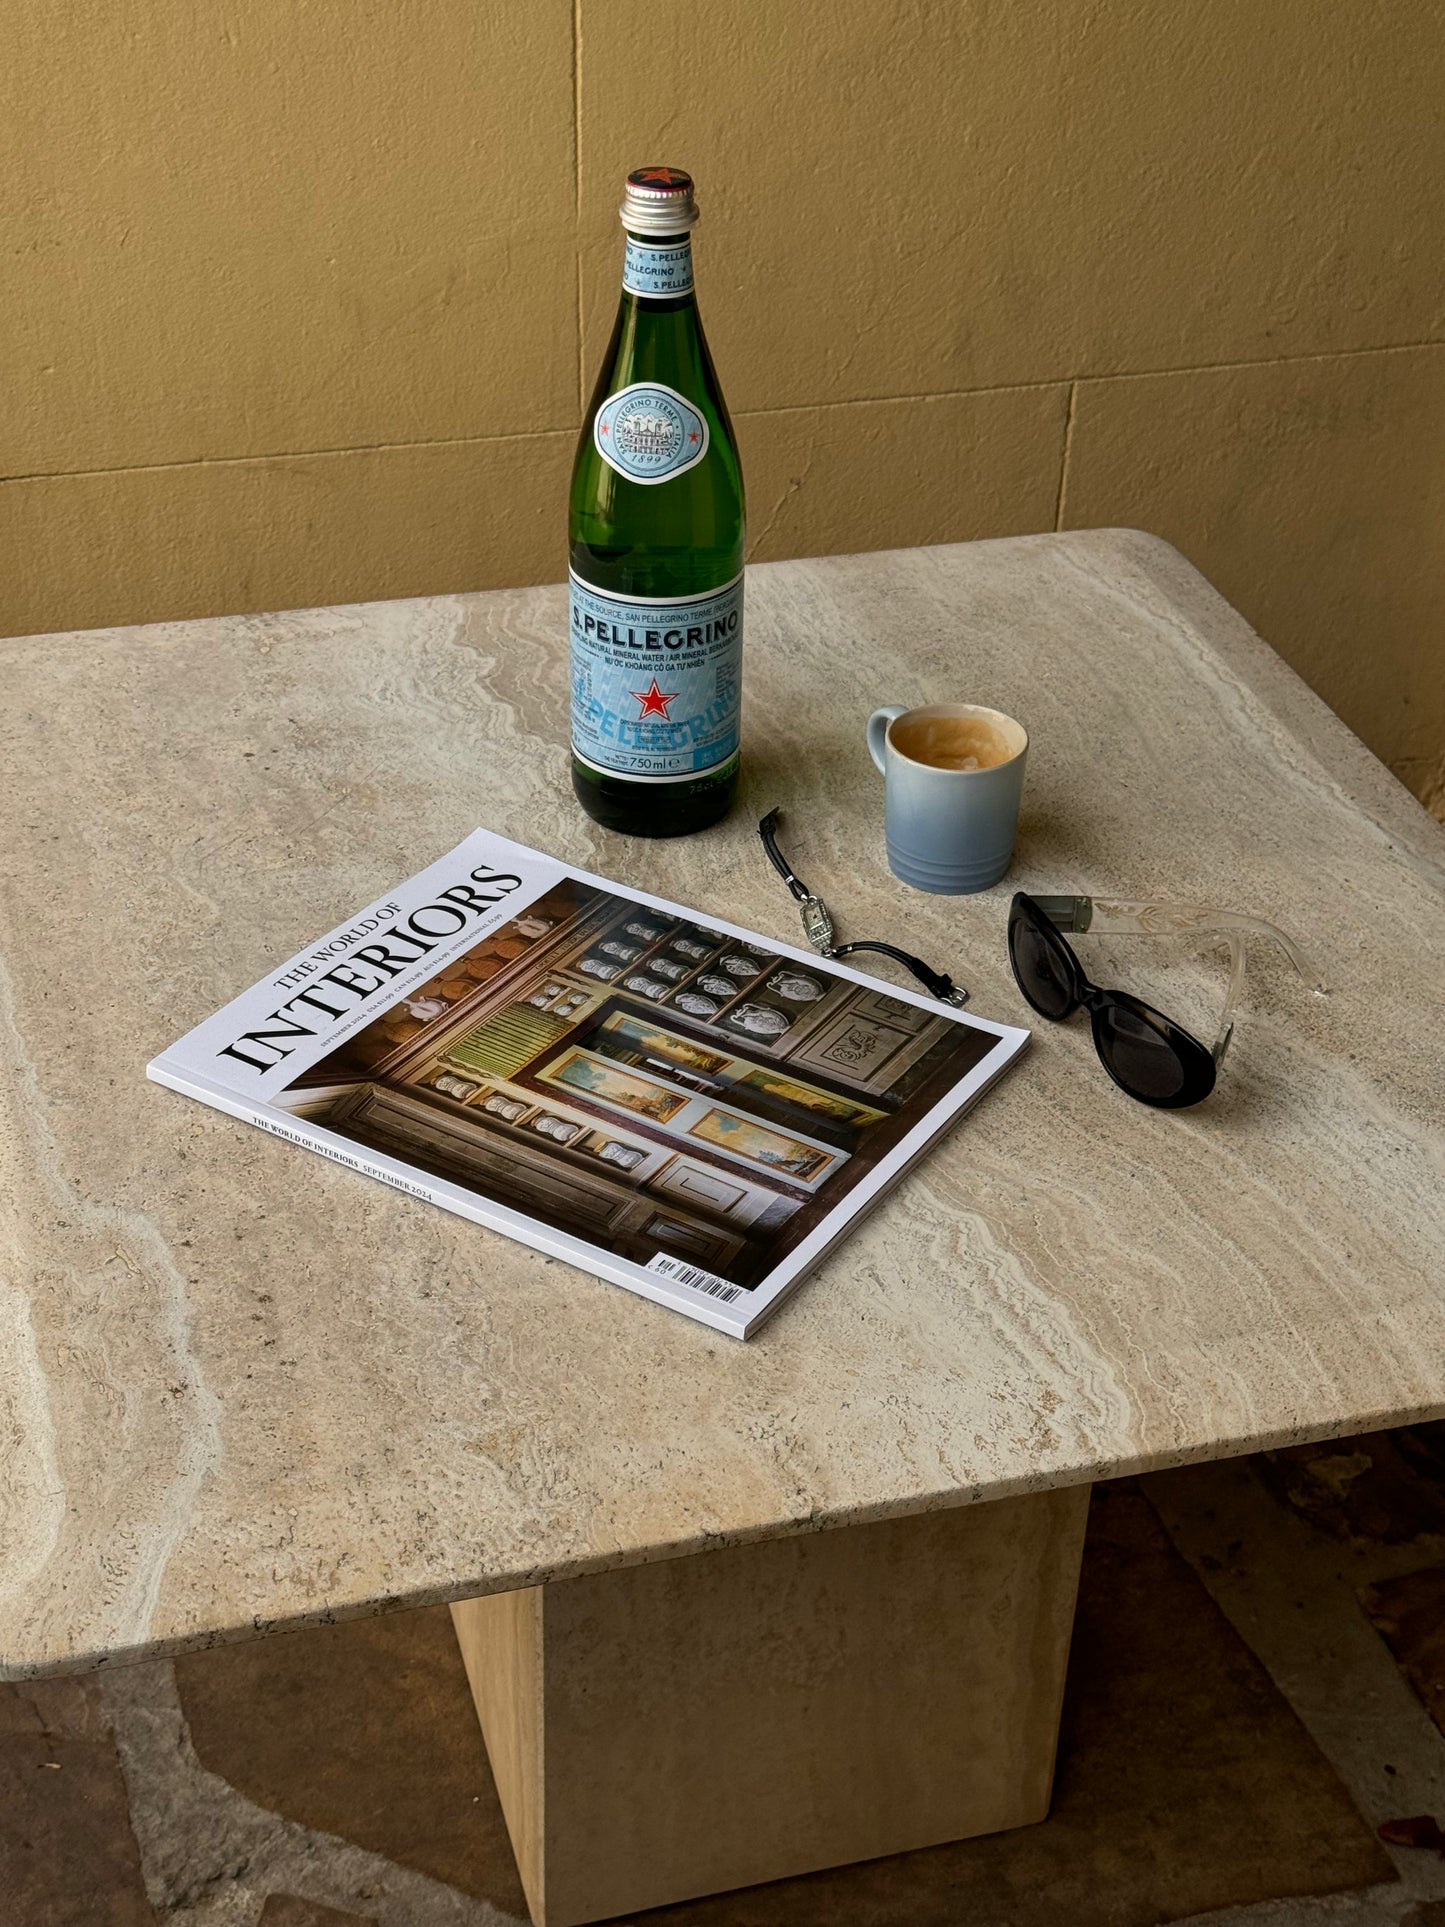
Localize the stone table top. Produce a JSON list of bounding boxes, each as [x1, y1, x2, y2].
[[2, 531, 1443, 1679]]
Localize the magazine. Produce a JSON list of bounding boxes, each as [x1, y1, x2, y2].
[[147, 830, 1029, 1337]]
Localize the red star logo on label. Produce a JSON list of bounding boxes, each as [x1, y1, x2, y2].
[[631, 677, 677, 720], [600, 422, 610, 433]]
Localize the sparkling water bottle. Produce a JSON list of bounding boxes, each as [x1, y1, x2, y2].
[[569, 167, 745, 836]]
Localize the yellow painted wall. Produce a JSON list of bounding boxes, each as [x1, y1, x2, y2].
[[3, 3, 1442, 812]]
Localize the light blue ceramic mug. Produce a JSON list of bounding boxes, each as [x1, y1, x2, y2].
[[866, 701, 1029, 894]]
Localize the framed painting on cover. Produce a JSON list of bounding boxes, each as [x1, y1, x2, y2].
[[688, 1109, 836, 1183], [732, 1067, 887, 1129], [601, 1014, 730, 1076], [542, 1050, 689, 1124]]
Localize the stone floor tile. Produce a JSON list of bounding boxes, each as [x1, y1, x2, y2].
[[104, 1654, 510, 1924], [0, 1676, 156, 1926], [1363, 1568, 1445, 1734], [1256, 1425, 1445, 1545], [1147, 1452, 1445, 1927], [258, 1894, 379, 1925], [173, 1603, 526, 1913], [0, 1674, 111, 1741]]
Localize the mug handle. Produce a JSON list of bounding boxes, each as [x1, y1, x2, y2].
[[867, 704, 908, 774]]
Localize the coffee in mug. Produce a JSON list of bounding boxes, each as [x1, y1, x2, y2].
[[866, 702, 1028, 894], [888, 710, 1019, 772]]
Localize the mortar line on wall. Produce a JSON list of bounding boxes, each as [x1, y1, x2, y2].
[[743, 334, 1445, 425], [571, 0, 582, 223], [576, 256, 586, 418], [0, 387, 1066, 488], [1068, 334, 1445, 388], [1053, 382, 1078, 531], [0, 430, 581, 489], [746, 378, 1070, 418], [5, 335, 1443, 491], [572, 0, 585, 416], [0, 381, 1100, 490]]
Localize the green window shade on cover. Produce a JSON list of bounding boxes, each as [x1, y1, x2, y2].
[[446, 1006, 571, 1079]]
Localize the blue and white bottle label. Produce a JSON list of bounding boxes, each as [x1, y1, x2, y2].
[[570, 572, 743, 782], [594, 382, 709, 486], [623, 236, 694, 300]]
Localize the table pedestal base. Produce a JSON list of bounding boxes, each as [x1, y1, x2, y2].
[[450, 1484, 1089, 1927]]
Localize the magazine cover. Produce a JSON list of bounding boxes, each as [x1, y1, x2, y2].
[[147, 830, 1029, 1336]]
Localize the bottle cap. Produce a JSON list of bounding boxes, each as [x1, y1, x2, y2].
[[620, 166, 699, 236]]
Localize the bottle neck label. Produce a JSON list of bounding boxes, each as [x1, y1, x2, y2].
[[569, 571, 743, 782], [595, 382, 710, 485], [623, 235, 694, 300]]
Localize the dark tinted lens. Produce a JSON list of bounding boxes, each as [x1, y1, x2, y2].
[[1094, 999, 1189, 1102], [1010, 915, 1077, 1019]]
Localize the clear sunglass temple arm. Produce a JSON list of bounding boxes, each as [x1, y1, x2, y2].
[[1033, 895, 1329, 1067]]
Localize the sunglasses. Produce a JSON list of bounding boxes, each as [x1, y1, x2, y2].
[[1008, 892, 1326, 1108]]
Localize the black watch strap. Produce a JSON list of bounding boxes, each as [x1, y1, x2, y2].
[[756, 808, 968, 1007]]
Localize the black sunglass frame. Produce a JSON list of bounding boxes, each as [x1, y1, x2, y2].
[[1008, 892, 1219, 1108]]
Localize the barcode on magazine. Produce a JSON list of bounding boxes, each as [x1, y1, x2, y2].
[[646, 1253, 743, 1303]]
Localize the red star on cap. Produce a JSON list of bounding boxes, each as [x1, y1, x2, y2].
[[688, 430, 699, 441], [631, 677, 677, 720]]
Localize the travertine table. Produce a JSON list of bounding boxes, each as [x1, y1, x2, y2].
[[3, 533, 1443, 1924]]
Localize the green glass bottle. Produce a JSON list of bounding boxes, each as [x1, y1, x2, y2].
[[569, 166, 744, 837]]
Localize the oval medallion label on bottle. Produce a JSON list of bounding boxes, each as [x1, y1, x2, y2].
[[569, 571, 743, 781], [622, 236, 695, 299], [594, 382, 710, 485]]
